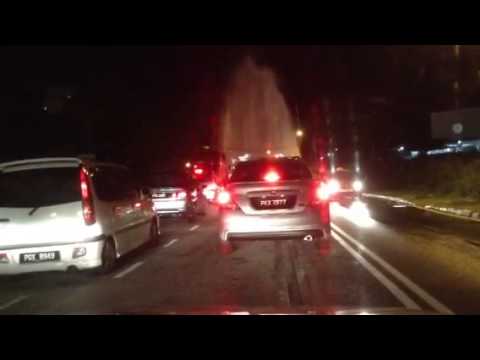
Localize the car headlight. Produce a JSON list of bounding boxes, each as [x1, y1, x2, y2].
[[353, 179, 363, 192]]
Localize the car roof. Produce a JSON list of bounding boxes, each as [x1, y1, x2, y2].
[[236, 157, 304, 165], [0, 157, 127, 173]]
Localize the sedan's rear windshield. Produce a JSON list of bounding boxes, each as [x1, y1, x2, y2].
[[0, 167, 80, 208], [146, 172, 194, 188], [230, 159, 312, 183]]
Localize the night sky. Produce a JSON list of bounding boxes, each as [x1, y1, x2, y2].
[[0, 46, 426, 171]]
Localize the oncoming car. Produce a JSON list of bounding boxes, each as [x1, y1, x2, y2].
[[0, 157, 159, 275], [217, 157, 331, 248]]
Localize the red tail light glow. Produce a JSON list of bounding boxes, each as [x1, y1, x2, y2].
[[194, 168, 204, 175], [173, 191, 187, 200], [316, 182, 330, 201], [217, 190, 231, 205], [80, 167, 95, 225], [264, 170, 280, 183]]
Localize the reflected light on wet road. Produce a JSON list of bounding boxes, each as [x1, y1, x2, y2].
[[330, 200, 376, 228]]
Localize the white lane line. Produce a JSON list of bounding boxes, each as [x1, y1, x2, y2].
[[332, 223, 454, 315], [163, 238, 178, 248], [0, 295, 29, 311], [331, 232, 421, 310], [189, 225, 200, 231], [113, 261, 144, 279]]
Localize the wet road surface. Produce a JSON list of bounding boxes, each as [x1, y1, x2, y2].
[[2, 196, 480, 314]]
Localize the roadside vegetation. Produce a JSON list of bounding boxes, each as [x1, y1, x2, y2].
[[366, 154, 480, 214]]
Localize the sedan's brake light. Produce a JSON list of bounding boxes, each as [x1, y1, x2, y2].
[[316, 182, 330, 201], [173, 191, 187, 200], [264, 170, 280, 183]]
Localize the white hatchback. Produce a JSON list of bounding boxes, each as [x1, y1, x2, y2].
[[0, 157, 159, 275]]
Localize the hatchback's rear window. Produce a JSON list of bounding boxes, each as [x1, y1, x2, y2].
[[230, 159, 312, 183], [0, 167, 80, 208]]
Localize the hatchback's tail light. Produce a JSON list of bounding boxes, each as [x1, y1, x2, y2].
[[80, 167, 96, 225]]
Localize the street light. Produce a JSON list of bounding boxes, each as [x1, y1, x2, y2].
[[296, 129, 304, 137]]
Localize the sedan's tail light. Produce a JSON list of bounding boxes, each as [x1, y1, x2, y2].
[[217, 189, 237, 210], [217, 190, 231, 205], [311, 182, 331, 204], [80, 167, 96, 225], [173, 191, 187, 200], [310, 182, 331, 225], [316, 182, 331, 201]]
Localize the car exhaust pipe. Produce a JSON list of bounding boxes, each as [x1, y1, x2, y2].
[[303, 234, 313, 242]]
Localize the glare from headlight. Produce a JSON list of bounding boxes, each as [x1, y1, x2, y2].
[[327, 179, 340, 194], [353, 179, 363, 192]]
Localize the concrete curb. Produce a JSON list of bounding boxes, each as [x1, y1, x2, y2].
[[363, 193, 480, 223]]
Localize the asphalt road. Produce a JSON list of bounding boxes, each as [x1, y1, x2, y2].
[[2, 196, 480, 315]]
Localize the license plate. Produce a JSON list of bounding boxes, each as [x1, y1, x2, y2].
[[260, 199, 287, 207], [20, 251, 60, 264]]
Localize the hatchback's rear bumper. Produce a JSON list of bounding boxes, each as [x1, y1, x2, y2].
[[0, 238, 104, 275], [220, 208, 329, 242]]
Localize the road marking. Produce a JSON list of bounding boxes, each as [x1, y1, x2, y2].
[[163, 238, 178, 248], [332, 223, 454, 314], [189, 225, 200, 231], [0, 295, 29, 311], [113, 261, 144, 279], [331, 232, 421, 310]]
